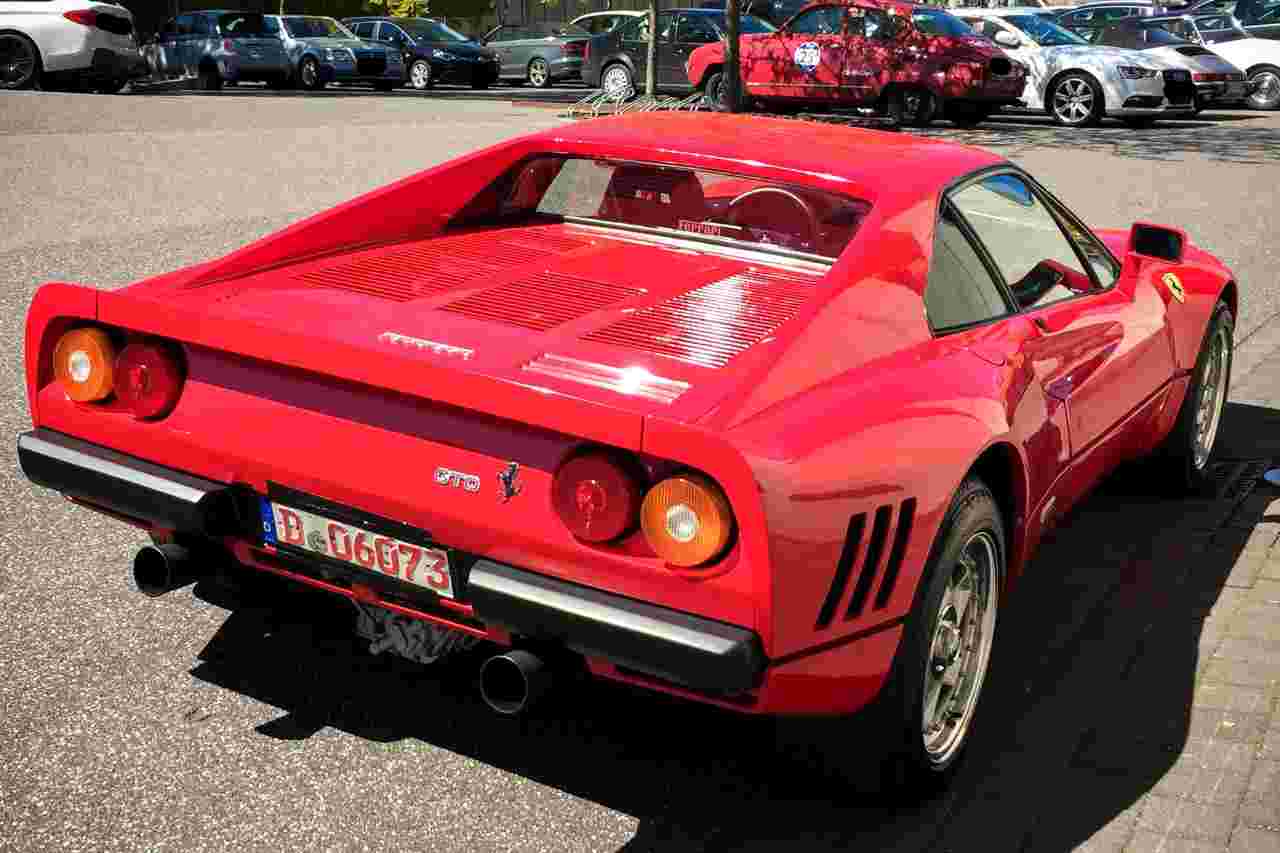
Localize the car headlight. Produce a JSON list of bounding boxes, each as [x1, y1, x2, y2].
[[433, 49, 458, 61], [1117, 65, 1158, 79]]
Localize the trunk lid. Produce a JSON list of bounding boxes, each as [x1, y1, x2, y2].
[[110, 222, 828, 440]]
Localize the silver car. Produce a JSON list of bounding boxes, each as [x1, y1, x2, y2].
[[1094, 16, 1253, 108], [265, 15, 403, 91], [959, 8, 1197, 124]]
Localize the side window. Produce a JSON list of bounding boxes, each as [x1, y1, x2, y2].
[[353, 21, 374, 38], [656, 12, 677, 41], [950, 174, 1099, 311], [925, 203, 1011, 331], [861, 9, 898, 39], [788, 6, 846, 34], [263, 16, 280, 35], [678, 13, 720, 43], [622, 17, 646, 40]]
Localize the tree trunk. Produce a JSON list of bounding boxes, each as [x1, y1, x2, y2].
[[644, 0, 657, 97], [724, 0, 740, 112]]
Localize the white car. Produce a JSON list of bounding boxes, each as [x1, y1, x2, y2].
[[1166, 11, 1280, 107], [0, 0, 142, 91], [958, 7, 1198, 124]]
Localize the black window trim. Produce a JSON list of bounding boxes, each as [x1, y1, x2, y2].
[[938, 165, 1120, 325]]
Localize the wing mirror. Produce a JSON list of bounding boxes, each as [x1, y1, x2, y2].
[[1128, 222, 1186, 262], [994, 30, 1020, 47]]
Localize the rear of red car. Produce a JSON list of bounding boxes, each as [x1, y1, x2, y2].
[[19, 135, 898, 716]]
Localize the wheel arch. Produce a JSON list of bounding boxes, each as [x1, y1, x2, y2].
[[695, 61, 722, 91], [1043, 67, 1105, 114], [965, 440, 1029, 592], [1245, 61, 1280, 76]]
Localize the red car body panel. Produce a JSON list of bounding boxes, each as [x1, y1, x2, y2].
[[21, 114, 1236, 716], [686, 0, 1027, 109]]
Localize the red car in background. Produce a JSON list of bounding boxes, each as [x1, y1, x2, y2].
[[18, 113, 1236, 791], [687, 0, 1028, 124]]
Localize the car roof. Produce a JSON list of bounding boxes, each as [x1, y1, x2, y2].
[[526, 113, 1003, 204]]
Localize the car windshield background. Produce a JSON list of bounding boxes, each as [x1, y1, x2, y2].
[[950, 174, 1107, 311], [282, 17, 354, 39], [219, 14, 271, 36], [452, 157, 871, 262], [913, 10, 978, 36], [1004, 14, 1089, 44], [404, 21, 469, 41]]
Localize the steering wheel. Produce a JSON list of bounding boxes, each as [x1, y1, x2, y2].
[[725, 187, 820, 251]]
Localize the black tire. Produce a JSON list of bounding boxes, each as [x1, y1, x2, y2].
[[1246, 64, 1280, 111], [527, 57, 551, 89], [408, 59, 433, 90], [704, 70, 730, 112], [1048, 71, 1103, 127], [298, 56, 323, 91], [887, 87, 936, 127], [1156, 300, 1234, 492], [0, 32, 41, 90], [944, 103, 991, 128], [197, 65, 223, 92]]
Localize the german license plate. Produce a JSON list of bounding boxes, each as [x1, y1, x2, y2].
[[259, 498, 453, 598]]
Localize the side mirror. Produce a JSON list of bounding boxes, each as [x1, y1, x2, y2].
[[1128, 222, 1186, 262], [994, 30, 1020, 47]]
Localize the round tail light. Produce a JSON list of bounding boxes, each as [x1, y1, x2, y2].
[[552, 452, 642, 543], [640, 473, 734, 568], [115, 341, 185, 419], [54, 327, 116, 403]]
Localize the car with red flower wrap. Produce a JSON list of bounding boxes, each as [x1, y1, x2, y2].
[[686, 0, 1029, 124], [18, 113, 1237, 789]]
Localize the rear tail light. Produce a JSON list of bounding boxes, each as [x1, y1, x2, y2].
[[564, 41, 586, 57], [1192, 72, 1227, 82], [552, 452, 642, 542], [54, 328, 115, 402], [640, 473, 734, 568], [63, 10, 98, 27], [222, 39, 236, 52], [115, 341, 185, 419], [584, 41, 591, 63]]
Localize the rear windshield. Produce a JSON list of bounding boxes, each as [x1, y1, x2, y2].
[[452, 157, 871, 261], [218, 14, 270, 36]]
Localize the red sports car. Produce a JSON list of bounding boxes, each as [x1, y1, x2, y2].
[[18, 113, 1236, 787], [686, 0, 1028, 124]]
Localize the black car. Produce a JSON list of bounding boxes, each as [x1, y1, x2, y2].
[[582, 7, 775, 98], [343, 16, 499, 89]]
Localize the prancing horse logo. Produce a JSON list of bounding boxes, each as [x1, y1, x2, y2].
[[498, 462, 523, 503]]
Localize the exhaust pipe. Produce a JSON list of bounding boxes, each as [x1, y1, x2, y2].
[[479, 649, 550, 715], [132, 543, 197, 597]]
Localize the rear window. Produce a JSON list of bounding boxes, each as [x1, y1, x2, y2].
[[219, 14, 270, 36], [452, 157, 871, 261], [912, 9, 977, 36]]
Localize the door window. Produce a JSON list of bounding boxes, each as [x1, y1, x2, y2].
[[788, 6, 847, 34], [656, 12, 677, 41], [925, 203, 1012, 331], [677, 13, 721, 43], [950, 174, 1098, 311], [353, 21, 374, 38], [861, 8, 899, 39]]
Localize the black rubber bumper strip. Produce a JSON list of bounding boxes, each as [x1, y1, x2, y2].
[[17, 428, 230, 533], [467, 559, 765, 691]]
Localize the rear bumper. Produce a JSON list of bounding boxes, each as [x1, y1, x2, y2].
[[1196, 80, 1253, 102], [17, 427, 765, 694]]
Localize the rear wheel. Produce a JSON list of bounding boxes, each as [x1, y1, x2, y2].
[[1157, 300, 1234, 492], [1049, 72, 1103, 127], [298, 56, 323, 91], [600, 62, 633, 100], [527, 57, 550, 88], [704, 70, 730, 112], [0, 32, 40, 90], [1247, 64, 1280, 110], [408, 59, 433, 90]]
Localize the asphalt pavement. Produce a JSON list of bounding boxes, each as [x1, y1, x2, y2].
[[2, 88, 1279, 853]]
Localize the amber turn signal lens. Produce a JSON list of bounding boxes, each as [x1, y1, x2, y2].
[[641, 473, 734, 568], [53, 327, 115, 403]]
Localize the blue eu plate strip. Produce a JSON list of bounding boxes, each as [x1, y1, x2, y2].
[[259, 498, 278, 545]]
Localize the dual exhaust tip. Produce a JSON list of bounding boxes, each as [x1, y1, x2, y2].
[[133, 544, 553, 716]]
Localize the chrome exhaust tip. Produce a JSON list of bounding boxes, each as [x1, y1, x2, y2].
[[132, 543, 196, 597], [479, 649, 549, 716]]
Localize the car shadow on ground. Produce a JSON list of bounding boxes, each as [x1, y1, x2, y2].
[[187, 401, 1280, 852]]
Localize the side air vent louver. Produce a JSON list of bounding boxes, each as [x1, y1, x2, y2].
[[815, 498, 917, 630]]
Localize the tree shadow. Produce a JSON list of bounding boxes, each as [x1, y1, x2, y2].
[[188, 401, 1278, 852]]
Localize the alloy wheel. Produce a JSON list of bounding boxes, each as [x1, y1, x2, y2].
[[1052, 77, 1094, 125], [1248, 69, 1280, 110], [601, 65, 632, 100], [410, 59, 431, 90], [1192, 324, 1231, 470], [528, 58, 549, 88], [921, 530, 999, 767], [0, 34, 36, 90]]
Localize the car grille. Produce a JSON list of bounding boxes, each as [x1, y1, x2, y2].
[[1163, 69, 1195, 104], [356, 55, 386, 75]]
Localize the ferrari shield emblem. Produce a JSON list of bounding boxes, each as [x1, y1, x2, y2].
[[1162, 272, 1186, 303]]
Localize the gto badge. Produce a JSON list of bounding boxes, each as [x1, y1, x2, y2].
[[434, 467, 481, 493], [497, 462, 523, 503], [1162, 272, 1186, 303]]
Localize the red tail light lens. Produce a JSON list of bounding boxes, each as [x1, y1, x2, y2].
[[63, 10, 98, 27], [552, 452, 642, 543], [115, 341, 185, 419], [564, 41, 586, 56]]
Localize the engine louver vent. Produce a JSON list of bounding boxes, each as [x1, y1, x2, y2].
[[581, 268, 818, 369], [439, 272, 644, 332], [815, 498, 917, 630], [288, 231, 587, 303]]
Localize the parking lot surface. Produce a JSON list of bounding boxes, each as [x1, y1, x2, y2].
[[1, 90, 1278, 853]]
